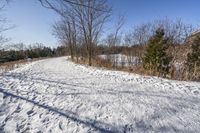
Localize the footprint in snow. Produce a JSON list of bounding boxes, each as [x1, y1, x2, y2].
[[124, 124, 134, 133], [59, 121, 64, 131], [13, 105, 22, 113], [193, 90, 199, 95], [27, 110, 34, 116], [36, 131, 43, 133]]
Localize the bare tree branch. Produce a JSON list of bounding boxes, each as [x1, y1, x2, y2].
[[39, 0, 109, 14]]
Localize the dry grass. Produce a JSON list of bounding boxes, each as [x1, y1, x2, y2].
[[71, 56, 193, 81], [0, 60, 27, 72], [0, 57, 50, 72], [70, 56, 158, 77]]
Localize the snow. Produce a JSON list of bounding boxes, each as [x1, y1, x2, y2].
[[0, 57, 200, 133], [99, 54, 140, 67]]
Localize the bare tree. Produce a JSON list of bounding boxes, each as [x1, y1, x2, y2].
[[53, 13, 78, 61], [105, 14, 125, 68], [73, 0, 111, 65], [126, 18, 194, 47], [46, 0, 111, 65], [131, 23, 153, 46], [39, 0, 109, 15], [0, 0, 10, 8], [123, 23, 151, 67], [153, 18, 194, 44], [0, 0, 11, 50]]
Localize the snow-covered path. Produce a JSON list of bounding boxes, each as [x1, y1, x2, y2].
[[0, 57, 200, 133]]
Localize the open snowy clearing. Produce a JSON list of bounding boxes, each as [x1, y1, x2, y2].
[[98, 54, 139, 67], [0, 57, 200, 133]]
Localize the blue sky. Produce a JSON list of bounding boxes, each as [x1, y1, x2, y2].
[[4, 0, 59, 47], [3, 0, 200, 47]]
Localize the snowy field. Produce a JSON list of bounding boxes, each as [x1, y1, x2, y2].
[[99, 54, 140, 67], [0, 57, 200, 133]]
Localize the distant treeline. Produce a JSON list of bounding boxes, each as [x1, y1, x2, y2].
[[0, 45, 67, 63]]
